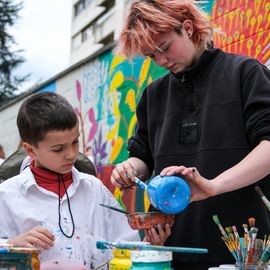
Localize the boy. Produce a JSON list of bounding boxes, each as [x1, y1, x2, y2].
[[0, 92, 170, 269]]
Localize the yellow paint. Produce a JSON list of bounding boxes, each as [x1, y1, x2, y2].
[[246, 9, 253, 27], [266, 13, 270, 30], [222, 33, 227, 47], [144, 190, 150, 212], [110, 137, 124, 163], [139, 58, 151, 88], [235, 8, 240, 29], [107, 120, 120, 141], [255, 28, 263, 45], [223, 11, 228, 31], [227, 36, 232, 53], [239, 34, 245, 51], [262, 49, 270, 62], [249, 17, 256, 35], [234, 32, 240, 49], [128, 114, 137, 138], [110, 55, 126, 75], [263, 31, 270, 46], [255, 0, 262, 15], [256, 15, 263, 32], [114, 187, 123, 202], [109, 71, 124, 94], [240, 11, 245, 31], [255, 44, 262, 58], [218, 7, 222, 26], [264, 3, 270, 22], [229, 11, 234, 33], [247, 39, 253, 56], [125, 89, 136, 112]]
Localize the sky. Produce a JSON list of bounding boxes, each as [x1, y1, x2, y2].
[[11, 0, 72, 92]]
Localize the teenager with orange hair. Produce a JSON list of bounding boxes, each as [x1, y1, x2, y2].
[[111, 0, 270, 269]]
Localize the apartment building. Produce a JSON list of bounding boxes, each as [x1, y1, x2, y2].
[[70, 0, 128, 65]]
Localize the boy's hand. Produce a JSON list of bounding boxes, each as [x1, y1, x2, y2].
[[143, 224, 171, 246], [8, 226, 55, 250]]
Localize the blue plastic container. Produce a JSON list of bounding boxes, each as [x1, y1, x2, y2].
[[135, 175, 191, 214]]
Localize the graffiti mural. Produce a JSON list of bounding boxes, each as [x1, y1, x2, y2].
[[210, 0, 270, 66], [74, 53, 167, 211], [74, 0, 270, 211]]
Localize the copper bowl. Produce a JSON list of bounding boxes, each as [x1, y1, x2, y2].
[[126, 211, 175, 230]]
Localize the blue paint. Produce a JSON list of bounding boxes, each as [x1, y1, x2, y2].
[[96, 240, 208, 254], [199, 0, 215, 15], [135, 175, 190, 214], [37, 81, 56, 93]]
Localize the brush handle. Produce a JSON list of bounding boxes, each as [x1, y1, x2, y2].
[[134, 177, 148, 190], [96, 241, 208, 254], [99, 204, 130, 214]]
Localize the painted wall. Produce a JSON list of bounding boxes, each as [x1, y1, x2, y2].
[[70, 0, 270, 211], [0, 0, 269, 212]]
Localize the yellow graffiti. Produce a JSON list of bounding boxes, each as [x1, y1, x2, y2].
[[110, 55, 126, 75], [109, 71, 124, 94], [212, 0, 270, 64], [139, 58, 151, 88], [110, 136, 124, 163], [125, 89, 136, 111], [128, 114, 137, 138]]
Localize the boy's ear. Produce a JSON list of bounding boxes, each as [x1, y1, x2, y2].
[[22, 142, 37, 159]]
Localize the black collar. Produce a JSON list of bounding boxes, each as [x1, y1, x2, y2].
[[172, 48, 223, 85]]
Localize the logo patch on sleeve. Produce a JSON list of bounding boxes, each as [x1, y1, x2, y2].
[[179, 122, 198, 144]]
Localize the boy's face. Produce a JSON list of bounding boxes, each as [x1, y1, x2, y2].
[[23, 123, 80, 174]]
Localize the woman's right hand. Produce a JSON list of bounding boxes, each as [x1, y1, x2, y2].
[[8, 226, 55, 250], [110, 160, 136, 190]]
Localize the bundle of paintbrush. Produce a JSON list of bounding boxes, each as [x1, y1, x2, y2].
[[213, 214, 270, 265]]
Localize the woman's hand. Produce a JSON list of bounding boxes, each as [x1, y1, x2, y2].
[[8, 226, 55, 250], [110, 160, 135, 190], [143, 224, 171, 246], [160, 165, 217, 202]]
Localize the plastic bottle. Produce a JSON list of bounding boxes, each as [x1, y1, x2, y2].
[[109, 249, 132, 270], [130, 250, 174, 270]]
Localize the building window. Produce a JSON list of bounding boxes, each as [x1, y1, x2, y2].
[[74, 0, 93, 17], [72, 33, 82, 49], [82, 25, 94, 43]]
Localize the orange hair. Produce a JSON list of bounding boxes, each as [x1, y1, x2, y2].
[[116, 0, 213, 57]]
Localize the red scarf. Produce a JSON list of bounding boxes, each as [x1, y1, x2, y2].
[[30, 160, 73, 198]]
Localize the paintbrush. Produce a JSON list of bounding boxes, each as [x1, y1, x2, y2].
[[99, 204, 130, 214], [248, 227, 258, 262], [243, 224, 250, 240], [248, 217, 256, 230], [221, 237, 238, 260], [255, 186, 270, 212], [134, 176, 148, 190], [213, 214, 228, 238], [96, 240, 208, 254]]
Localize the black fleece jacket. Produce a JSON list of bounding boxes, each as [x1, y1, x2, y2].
[[128, 48, 270, 267]]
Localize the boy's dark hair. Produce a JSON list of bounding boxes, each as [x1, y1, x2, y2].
[[17, 91, 78, 146]]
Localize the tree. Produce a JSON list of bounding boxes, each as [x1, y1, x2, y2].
[[0, 0, 27, 104]]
